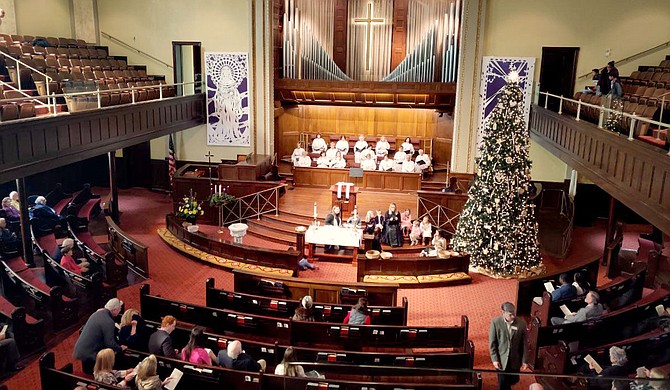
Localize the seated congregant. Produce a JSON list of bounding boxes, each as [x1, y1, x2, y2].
[[551, 273, 578, 302], [400, 137, 414, 154], [550, 291, 603, 325], [148, 315, 178, 359], [360, 153, 377, 171], [316, 151, 330, 168], [346, 208, 361, 227], [584, 346, 629, 390], [8, 191, 20, 210], [1, 197, 19, 221], [93, 348, 134, 387], [378, 155, 394, 172], [181, 326, 218, 365], [330, 151, 346, 168], [344, 298, 370, 325], [220, 340, 266, 372], [292, 296, 322, 322], [52, 238, 75, 263], [335, 135, 349, 155], [375, 136, 390, 157], [353, 135, 368, 163], [415, 149, 431, 172], [291, 142, 305, 164], [325, 142, 338, 159], [119, 309, 151, 351], [572, 272, 591, 295], [293, 150, 312, 168], [60, 247, 90, 276], [274, 347, 306, 377], [0, 218, 19, 251], [31, 196, 65, 224], [311, 133, 327, 154], [401, 154, 416, 173]]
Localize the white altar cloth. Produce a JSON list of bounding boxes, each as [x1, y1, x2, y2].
[[305, 225, 362, 247]]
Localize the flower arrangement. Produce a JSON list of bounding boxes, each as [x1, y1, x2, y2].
[[176, 189, 203, 222]]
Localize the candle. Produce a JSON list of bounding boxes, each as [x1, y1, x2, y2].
[[313, 202, 317, 218]]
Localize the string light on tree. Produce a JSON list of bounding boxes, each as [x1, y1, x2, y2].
[[452, 78, 543, 278]]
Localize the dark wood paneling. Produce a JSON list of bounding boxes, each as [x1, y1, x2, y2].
[[333, 0, 349, 73], [0, 94, 204, 183], [390, 0, 408, 72], [530, 106, 670, 235], [293, 167, 421, 192]]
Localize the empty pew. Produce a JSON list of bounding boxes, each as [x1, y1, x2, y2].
[[68, 224, 127, 285], [525, 288, 670, 369], [144, 319, 475, 370], [233, 269, 399, 306], [356, 253, 471, 286], [106, 216, 149, 278], [206, 278, 408, 325], [140, 284, 468, 350], [0, 295, 44, 355], [43, 183, 71, 216], [515, 255, 600, 317], [530, 261, 647, 325], [0, 257, 78, 330]]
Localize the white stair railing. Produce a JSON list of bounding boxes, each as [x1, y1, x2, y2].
[[0, 51, 55, 111]]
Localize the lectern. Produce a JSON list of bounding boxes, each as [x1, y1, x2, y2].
[[330, 184, 358, 216]]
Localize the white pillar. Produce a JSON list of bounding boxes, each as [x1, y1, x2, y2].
[[71, 0, 98, 44], [0, 0, 17, 35], [250, 0, 275, 156], [568, 168, 578, 198], [451, 0, 487, 174]]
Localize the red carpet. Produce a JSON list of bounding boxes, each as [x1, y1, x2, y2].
[[2, 187, 638, 389]]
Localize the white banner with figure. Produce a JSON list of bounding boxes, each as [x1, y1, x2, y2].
[[205, 52, 250, 146], [476, 56, 535, 151]]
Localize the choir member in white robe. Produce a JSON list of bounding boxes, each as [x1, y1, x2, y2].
[[400, 137, 414, 154], [353, 135, 368, 163], [360, 145, 375, 161], [294, 150, 313, 167], [393, 150, 406, 164], [360, 154, 377, 171], [375, 136, 390, 157], [325, 142, 338, 159], [312, 134, 327, 154], [316, 151, 330, 168], [378, 155, 394, 171], [401, 154, 416, 173], [335, 135, 349, 155], [415, 149, 431, 172], [291, 142, 305, 164], [330, 151, 346, 168]]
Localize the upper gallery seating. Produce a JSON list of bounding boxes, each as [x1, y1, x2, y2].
[[562, 55, 670, 149], [0, 33, 176, 121]]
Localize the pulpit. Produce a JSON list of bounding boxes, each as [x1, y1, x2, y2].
[[330, 184, 358, 216]]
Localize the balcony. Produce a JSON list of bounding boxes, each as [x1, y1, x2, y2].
[[0, 93, 204, 183], [529, 105, 670, 234]]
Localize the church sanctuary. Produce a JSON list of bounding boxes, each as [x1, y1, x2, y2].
[[0, 0, 669, 389]]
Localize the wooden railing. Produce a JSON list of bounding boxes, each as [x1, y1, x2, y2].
[[529, 105, 670, 235], [416, 191, 468, 236], [106, 216, 149, 278]]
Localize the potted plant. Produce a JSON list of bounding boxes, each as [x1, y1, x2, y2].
[[176, 190, 204, 225]]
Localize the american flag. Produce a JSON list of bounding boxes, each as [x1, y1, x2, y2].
[[168, 133, 176, 188]]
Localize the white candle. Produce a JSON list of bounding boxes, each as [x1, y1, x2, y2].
[[314, 202, 317, 218]]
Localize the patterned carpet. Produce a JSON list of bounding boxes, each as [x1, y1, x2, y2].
[[2, 187, 636, 389]]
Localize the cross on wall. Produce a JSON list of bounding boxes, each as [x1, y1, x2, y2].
[[353, 2, 385, 72]]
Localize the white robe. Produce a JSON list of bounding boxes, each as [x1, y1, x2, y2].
[[378, 159, 394, 171], [401, 160, 416, 173], [353, 140, 368, 163], [335, 139, 349, 155], [291, 147, 305, 163], [360, 148, 375, 161], [294, 155, 312, 167], [415, 154, 431, 171], [330, 158, 346, 169], [360, 158, 377, 171], [316, 156, 330, 167], [325, 148, 338, 159], [375, 140, 390, 156], [401, 142, 414, 153], [394, 150, 407, 163], [312, 137, 327, 153]]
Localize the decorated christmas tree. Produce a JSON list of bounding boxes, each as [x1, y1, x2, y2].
[[452, 76, 542, 278]]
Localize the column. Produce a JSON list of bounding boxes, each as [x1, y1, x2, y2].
[[108, 151, 120, 223], [15, 178, 33, 266], [451, 0, 487, 174], [0, 0, 17, 35], [250, 0, 275, 156], [71, 0, 99, 44], [333, 0, 349, 73], [603, 196, 617, 266]]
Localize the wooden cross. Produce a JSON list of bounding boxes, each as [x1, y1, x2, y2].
[[353, 2, 385, 72]]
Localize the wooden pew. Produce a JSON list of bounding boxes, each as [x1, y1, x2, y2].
[[145, 320, 475, 370], [116, 348, 481, 390], [233, 269, 399, 306], [68, 223, 128, 285], [166, 214, 300, 275], [106, 215, 149, 278], [356, 254, 471, 286], [0, 295, 44, 355], [0, 257, 78, 330], [537, 330, 670, 390], [529, 261, 648, 325], [515, 255, 600, 317], [140, 284, 467, 350], [206, 278, 408, 325], [525, 288, 670, 369], [43, 183, 71, 215], [39, 352, 119, 390]]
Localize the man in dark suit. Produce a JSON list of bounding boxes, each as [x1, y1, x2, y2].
[[73, 298, 126, 374], [550, 273, 577, 302], [324, 206, 341, 252], [489, 302, 528, 390], [147, 315, 178, 358]]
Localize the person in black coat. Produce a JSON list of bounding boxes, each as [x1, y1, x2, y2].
[[382, 203, 403, 247], [147, 315, 178, 359], [119, 309, 151, 352], [324, 206, 342, 252], [597, 68, 610, 96], [584, 346, 629, 390]]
